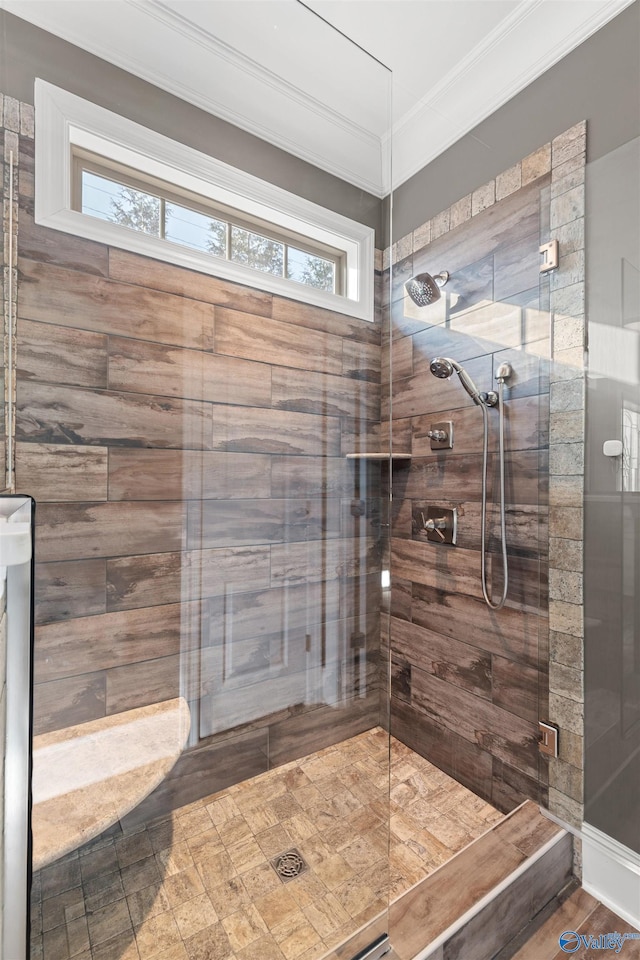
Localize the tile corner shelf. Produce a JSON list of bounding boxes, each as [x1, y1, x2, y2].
[[31, 697, 191, 870], [346, 452, 412, 461]]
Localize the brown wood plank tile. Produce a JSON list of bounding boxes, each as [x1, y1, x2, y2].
[[16, 442, 108, 503], [271, 295, 381, 346], [36, 501, 187, 562], [410, 669, 539, 779], [389, 823, 526, 959], [389, 355, 493, 421], [187, 498, 341, 550], [271, 367, 379, 420], [105, 654, 181, 714], [211, 405, 340, 456], [108, 449, 271, 501], [411, 178, 546, 283], [33, 673, 107, 736], [34, 601, 200, 683], [108, 248, 273, 316], [391, 536, 484, 601], [442, 832, 572, 960], [108, 336, 271, 407], [215, 306, 343, 374], [270, 537, 379, 585], [342, 340, 381, 382], [492, 654, 540, 723], [383, 335, 412, 383], [35, 559, 107, 625], [106, 546, 271, 611], [17, 318, 108, 389], [492, 803, 562, 857], [411, 395, 544, 458], [494, 231, 542, 303], [268, 699, 380, 767], [18, 208, 109, 276], [401, 450, 544, 506], [17, 382, 212, 450], [411, 583, 541, 668], [510, 886, 598, 960], [271, 455, 367, 499], [391, 696, 494, 802], [18, 258, 214, 350], [390, 616, 491, 700]]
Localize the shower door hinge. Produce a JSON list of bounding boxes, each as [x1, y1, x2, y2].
[[539, 721, 559, 758], [539, 240, 559, 273]]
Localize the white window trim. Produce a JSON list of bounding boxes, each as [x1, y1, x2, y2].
[[34, 80, 375, 322]]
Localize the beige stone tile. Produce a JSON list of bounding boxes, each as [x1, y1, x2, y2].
[[196, 850, 237, 891], [339, 836, 381, 873], [66, 915, 90, 957], [449, 194, 472, 230], [496, 163, 522, 200], [522, 143, 551, 185], [303, 892, 350, 939], [221, 903, 268, 952], [148, 821, 183, 854], [237, 935, 286, 960], [549, 629, 583, 668], [134, 911, 182, 960], [205, 795, 242, 825], [255, 824, 293, 859], [205, 877, 252, 919], [431, 209, 450, 240], [155, 842, 194, 879], [127, 881, 171, 927], [172, 893, 218, 940], [550, 662, 584, 702], [550, 185, 585, 229], [91, 931, 140, 960], [240, 860, 282, 900], [121, 857, 162, 897], [472, 181, 495, 215], [177, 807, 213, 839], [281, 814, 316, 846], [549, 569, 583, 604], [271, 910, 322, 960], [183, 921, 233, 960], [163, 865, 205, 908], [186, 828, 224, 864], [308, 853, 354, 891], [254, 885, 300, 930], [552, 122, 586, 167], [150, 945, 188, 960], [226, 836, 265, 872], [548, 693, 584, 737], [331, 875, 376, 919], [217, 816, 252, 848], [87, 899, 132, 947], [116, 833, 154, 869], [285, 872, 328, 909], [412, 220, 431, 252]]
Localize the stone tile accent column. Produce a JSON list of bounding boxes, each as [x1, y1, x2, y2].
[[547, 121, 587, 837]]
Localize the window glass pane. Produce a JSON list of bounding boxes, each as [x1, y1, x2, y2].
[[230, 225, 284, 277], [287, 247, 335, 292], [165, 202, 227, 257], [81, 170, 160, 237]]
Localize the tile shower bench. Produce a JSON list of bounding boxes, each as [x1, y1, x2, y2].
[[31, 697, 191, 869]]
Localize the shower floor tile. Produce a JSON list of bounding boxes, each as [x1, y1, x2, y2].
[[30, 727, 504, 960]]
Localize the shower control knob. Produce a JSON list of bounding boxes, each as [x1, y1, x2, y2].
[[427, 429, 447, 441], [423, 516, 447, 541]]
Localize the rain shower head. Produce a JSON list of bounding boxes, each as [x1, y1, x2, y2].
[[405, 271, 449, 307], [429, 356, 482, 405]]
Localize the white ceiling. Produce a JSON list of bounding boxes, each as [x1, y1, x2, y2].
[[0, 0, 635, 195]]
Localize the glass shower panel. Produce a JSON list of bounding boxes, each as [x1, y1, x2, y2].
[[585, 136, 640, 855], [0, 4, 392, 958]]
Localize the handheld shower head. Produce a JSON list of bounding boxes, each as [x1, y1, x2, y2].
[[429, 356, 482, 405], [405, 271, 449, 307]]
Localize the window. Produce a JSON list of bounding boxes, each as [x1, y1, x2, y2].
[[74, 154, 343, 295], [35, 81, 374, 321]]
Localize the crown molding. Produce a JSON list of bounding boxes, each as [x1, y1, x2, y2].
[[391, 0, 635, 188]]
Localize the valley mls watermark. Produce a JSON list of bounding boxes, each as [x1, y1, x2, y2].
[[559, 931, 640, 953]]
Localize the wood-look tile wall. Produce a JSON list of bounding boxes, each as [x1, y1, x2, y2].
[[14, 128, 384, 807], [384, 156, 555, 812]]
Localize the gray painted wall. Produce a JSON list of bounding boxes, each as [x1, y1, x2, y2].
[[393, 1, 640, 241], [0, 10, 384, 240]]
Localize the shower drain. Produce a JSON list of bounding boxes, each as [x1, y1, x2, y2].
[[270, 848, 308, 882]]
